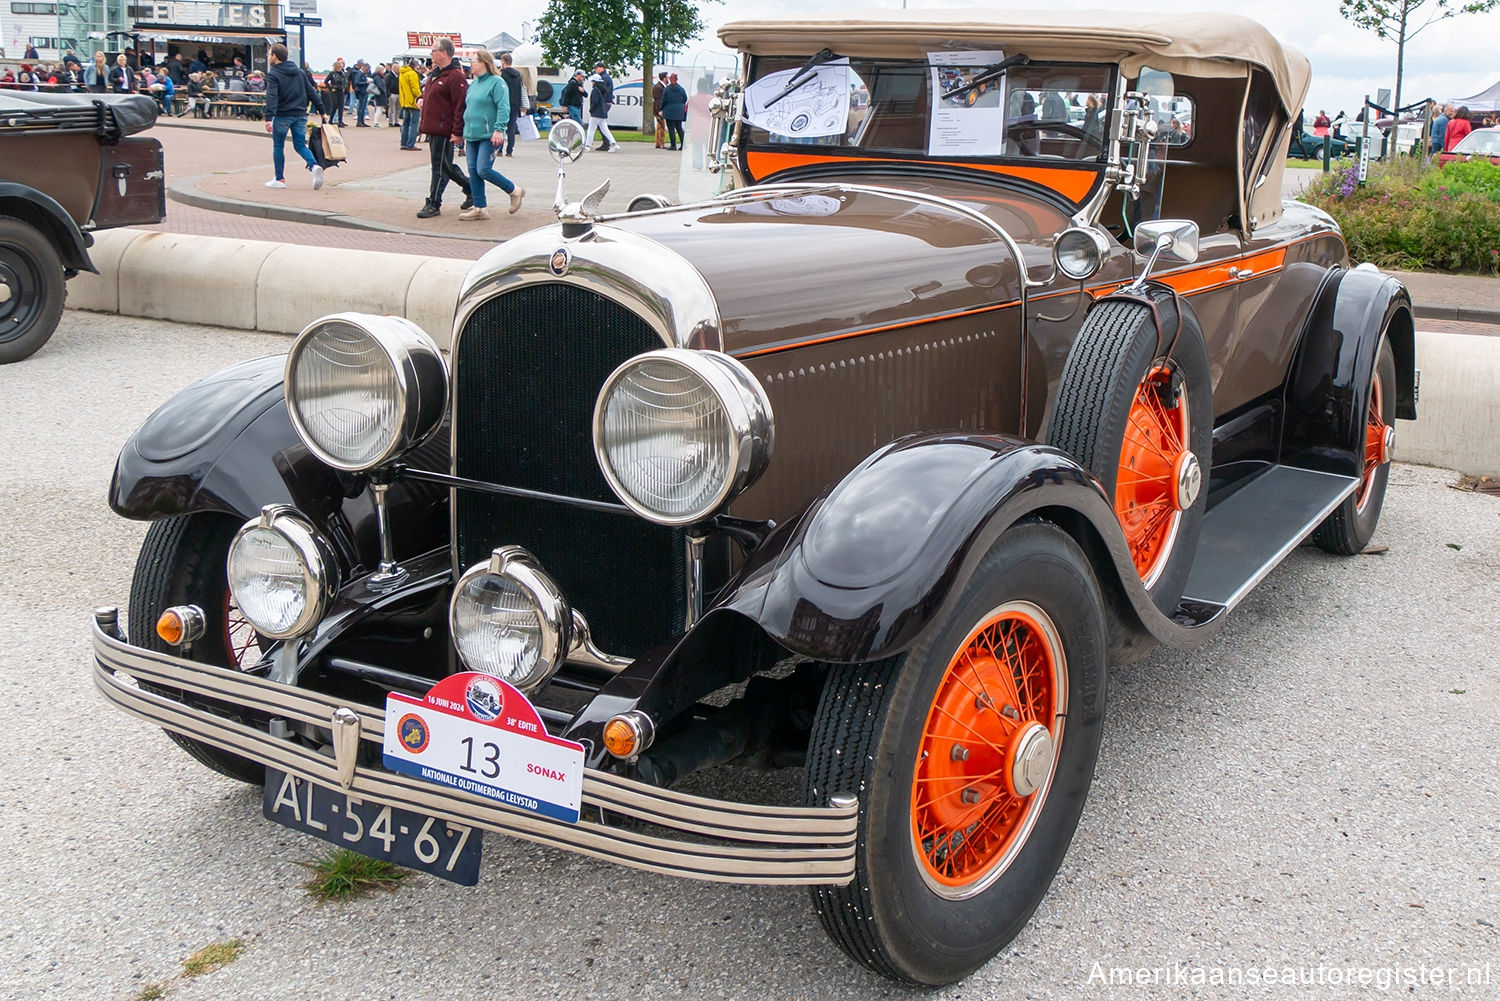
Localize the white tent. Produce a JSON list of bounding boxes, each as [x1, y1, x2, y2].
[[1453, 78, 1500, 113]]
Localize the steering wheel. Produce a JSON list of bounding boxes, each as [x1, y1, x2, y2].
[[1005, 120, 1100, 158]]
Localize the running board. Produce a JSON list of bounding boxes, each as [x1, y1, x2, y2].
[[1180, 465, 1360, 612]]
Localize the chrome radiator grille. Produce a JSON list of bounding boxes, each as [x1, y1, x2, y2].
[[453, 284, 686, 657]]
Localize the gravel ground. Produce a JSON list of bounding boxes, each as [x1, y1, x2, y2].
[[1, 313, 1496, 1001]]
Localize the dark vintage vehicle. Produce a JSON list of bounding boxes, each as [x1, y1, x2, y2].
[[0, 91, 165, 363], [1289, 128, 1350, 159], [91, 11, 1416, 986]]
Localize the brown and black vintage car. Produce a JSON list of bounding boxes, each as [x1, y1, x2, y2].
[[0, 91, 165, 362], [91, 11, 1415, 986]]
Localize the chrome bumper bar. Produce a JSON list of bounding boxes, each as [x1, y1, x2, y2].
[[90, 614, 856, 886]]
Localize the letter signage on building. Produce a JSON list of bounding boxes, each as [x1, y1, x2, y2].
[[144, 3, 273, 29], [406, 31, 464, 49]]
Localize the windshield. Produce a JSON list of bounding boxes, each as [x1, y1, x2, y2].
[[1455, 128, 1500, 155], [742, 55, 1115, 162]]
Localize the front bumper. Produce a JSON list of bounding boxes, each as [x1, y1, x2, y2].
[[90, 612, 857, 886]]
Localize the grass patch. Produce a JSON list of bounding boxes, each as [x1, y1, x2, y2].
[[1300, 157, 1500, 274], [299, 847, 412, 902], [181, 939, 245, 978], [133, 984, 170, 1001]]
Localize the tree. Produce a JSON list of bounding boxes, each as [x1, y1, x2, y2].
[[1338, 0, 1499, 115], [536, 0, 713, 129]]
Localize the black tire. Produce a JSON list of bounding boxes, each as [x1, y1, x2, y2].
[[128, 514, 267, 785], [0, 218, 67, 364], [1313, 337, 1397, 554], [1047, 299, 1212, 614], [804, 522, 1108, 985]]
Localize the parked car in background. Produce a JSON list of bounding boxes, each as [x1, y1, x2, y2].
[[1289, 128, 1349, 159], [93, 10, 1414, 988], [1439, 125, 1500, 165], [0, 91, 165, 362]]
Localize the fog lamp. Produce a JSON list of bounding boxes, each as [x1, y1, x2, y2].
[[226, 506, 335, 640], [449, 547, 571, 693]]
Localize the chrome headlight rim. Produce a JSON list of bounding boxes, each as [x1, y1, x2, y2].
[[226, 505, 335, 641], [283, 312, 449, 474], [1053, 226, 1111, 281], [592, 348, 775, 528], [448, 546, 572, 694]]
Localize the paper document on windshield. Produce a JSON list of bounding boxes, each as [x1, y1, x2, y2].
[[928, 50, 1007, 157], [743, 60, 852, 140]]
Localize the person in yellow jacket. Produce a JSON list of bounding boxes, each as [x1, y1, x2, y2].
[[398, 60, 422, 150]]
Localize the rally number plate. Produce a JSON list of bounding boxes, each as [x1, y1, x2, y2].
[[262, 768, 483, 885]]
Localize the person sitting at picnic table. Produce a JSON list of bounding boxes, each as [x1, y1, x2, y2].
[[186, 72, 209, 117], [155, 71, 174, 113]]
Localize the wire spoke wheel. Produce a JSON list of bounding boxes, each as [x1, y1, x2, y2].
[[1116, 365, 1191, 586], [1357, 371, 1392, 513], [912, 601, 1066, 897]]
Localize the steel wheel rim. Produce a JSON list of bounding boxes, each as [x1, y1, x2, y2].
[[1356, 372, 1389, 513], [910, 600, 1068, 899], [0, 248, 42, 342], [1116, 364, 1190, 587]]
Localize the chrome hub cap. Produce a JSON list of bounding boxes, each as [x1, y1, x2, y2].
[[1173, 451, 1202, 511], [1381, 425, 1395, 464], [0, 279, 12, 305], [1006, 722, 1055, 798]]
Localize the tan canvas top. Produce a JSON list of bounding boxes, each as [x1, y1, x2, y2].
[[719, 9, 1310, 115]]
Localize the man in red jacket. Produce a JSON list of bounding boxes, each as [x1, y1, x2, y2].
[[417, 37, 471, 218]]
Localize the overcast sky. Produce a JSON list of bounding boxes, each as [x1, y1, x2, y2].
[[313, 0, 1500, 115]]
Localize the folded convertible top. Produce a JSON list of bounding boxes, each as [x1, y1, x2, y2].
[[0, 92, 158, 140]]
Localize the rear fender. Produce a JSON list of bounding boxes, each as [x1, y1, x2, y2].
[[109, 356, 449, 574], [1283, 268, 1414, 475], [0, 182, 94, 274]]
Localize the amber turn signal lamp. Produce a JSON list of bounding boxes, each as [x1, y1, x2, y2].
[[156, 604, 207, 648], [602, 710, 655, 760]]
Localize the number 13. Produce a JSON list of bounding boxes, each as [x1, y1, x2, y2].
[[460, 736, 501, 778]]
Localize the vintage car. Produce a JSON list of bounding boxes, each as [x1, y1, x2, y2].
[[0, 91, 165, 363], [91, 10, 1416, 987], [1439, 125, 1500, 165]]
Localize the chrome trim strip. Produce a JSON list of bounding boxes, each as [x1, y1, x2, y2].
[[91, 624, 856, 882]]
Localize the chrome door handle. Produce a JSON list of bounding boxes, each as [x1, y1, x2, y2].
[[1229, 266, 1255, 279]]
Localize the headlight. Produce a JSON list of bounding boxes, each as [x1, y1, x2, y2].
[[593, 349, 773, 526], [1053, 227, 1110, 281], [284, 313, 447, 472], [226, 506, 335, 640], [449, 546, 571, 693]]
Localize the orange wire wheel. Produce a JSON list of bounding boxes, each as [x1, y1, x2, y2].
[[1357, 371, 1393, 513], [1115, 364, 1196, 586], [224, 592, 263, 670], [911, 601, 1067, 898]]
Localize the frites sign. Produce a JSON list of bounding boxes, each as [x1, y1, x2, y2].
[[406, 31, 463, 49]]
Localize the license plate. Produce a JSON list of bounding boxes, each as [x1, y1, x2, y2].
[[382, 672, 585, 824], [262, 768, 483, 885]]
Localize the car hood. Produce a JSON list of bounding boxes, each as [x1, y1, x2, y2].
[[607, 175, 1072, 355]]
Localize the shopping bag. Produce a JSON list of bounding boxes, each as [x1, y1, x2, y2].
[[320, 122, 349, 161], [517, 115, 540, 142]]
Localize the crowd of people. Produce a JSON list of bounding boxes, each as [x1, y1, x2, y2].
[[1305, 103, 1497, 153], [0, 46, 273, 119]]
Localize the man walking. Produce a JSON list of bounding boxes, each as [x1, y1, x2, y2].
[[560, 69, 585, 124], [385, 63, 401, 133], [586, 63, 618, 151], [660, 72, 687, 150], [351, 61, 370, 126], [398, 59, 422, 150], [499, 52, 525, 157], [262, 43, 324, 191], [416, 37, 471, 218]]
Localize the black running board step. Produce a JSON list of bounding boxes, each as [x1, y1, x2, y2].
[[1181, 465, 1360, 611]]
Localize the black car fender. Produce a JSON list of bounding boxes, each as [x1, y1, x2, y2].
[[714, 432, 1219, 668], [109, 355, 449, 574], [1283, 267, 1415, 476], [0, 181, 95, 275]]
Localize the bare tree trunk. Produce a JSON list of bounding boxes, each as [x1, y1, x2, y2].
[[1393, 3, 1407, 114], [640, 2, 655, 131]]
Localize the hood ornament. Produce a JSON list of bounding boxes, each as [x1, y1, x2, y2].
[[547, 118, 607, 235]]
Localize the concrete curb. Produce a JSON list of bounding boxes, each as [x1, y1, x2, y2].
[[71, 230, 466, 345], [1412, 303, 1500, 325], [169, 173, 499, 243], [67, 231, 1500, 476]]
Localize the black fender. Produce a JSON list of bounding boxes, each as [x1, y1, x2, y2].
[[109, 355, 449, 576], [0, 182, 94, 275], [1283, 267, 1415, 476]]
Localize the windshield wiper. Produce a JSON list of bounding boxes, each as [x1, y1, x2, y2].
[[764, 47, 839, 108], [942, 53, 1031, 102]]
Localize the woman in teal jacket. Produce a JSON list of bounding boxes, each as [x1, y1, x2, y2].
[[461, 49, 524, 220]]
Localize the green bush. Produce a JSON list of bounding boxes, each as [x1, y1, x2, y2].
[[1300, 159, 1500, 274]]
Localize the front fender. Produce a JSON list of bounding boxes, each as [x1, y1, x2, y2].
[[0, 182, 94, 274], [109, 355, 449, 573], [716, 432, 1202, 666], [1284, 267, 1414, 476]]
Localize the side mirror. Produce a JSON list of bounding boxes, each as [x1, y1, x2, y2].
[[548, 118, 585, 162], [1134, 219, 1199, 264]]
